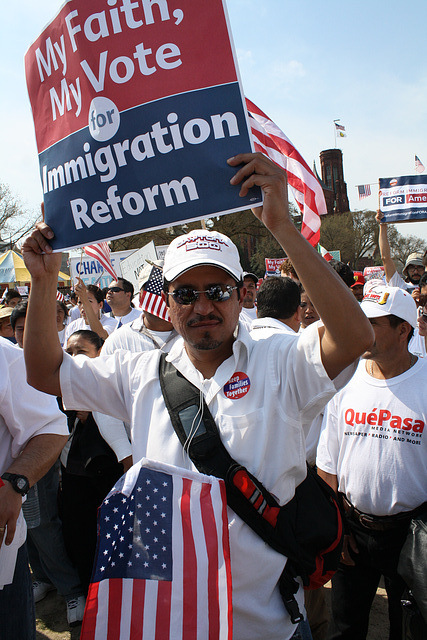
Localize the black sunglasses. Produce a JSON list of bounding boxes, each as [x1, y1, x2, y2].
[[107, 287, 124, 293], [168, 284, 238, 305]]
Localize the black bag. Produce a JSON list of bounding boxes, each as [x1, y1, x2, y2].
[[159, 354, 344, 624], [398, 507, 427, 629]]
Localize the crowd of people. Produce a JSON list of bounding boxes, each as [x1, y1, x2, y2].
[[0, 153, 426, 640]]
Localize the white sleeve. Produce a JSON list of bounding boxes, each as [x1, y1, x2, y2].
[[387, 271, 408, 290], [0, 341, 68, 463], [93, 412, 132, 462], [316, 398, 340, 475], [283, 323, 358, 426], [60, 350, 134, 421]]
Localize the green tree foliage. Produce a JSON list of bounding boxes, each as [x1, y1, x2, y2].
[[320, 210, 427, 269]]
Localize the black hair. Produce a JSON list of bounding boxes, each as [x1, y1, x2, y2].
[[329, 260, 354, 288], [10, 300, 28, 331], [67, 329, 104, 350], [57, 300, 69, 317], [419, 272, 427, 290], [85, 284, 104, 304], [256, 277, 301, 320], [4, 289, 22, 305], [387, 314, 414, 343], [116, 277, 135, 307]]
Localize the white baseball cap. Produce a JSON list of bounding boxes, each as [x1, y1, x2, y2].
[[360, 284, 418, 328], [163, 230, 243, 282]]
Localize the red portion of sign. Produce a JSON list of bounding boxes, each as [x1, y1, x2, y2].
[[25, 0, 238, 152], [223, 372, 251, 400]]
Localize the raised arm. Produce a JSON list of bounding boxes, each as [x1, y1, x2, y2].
[[21, 223, 64, 395], [228, 153, 374, 379], [74, 277, 109, 340], [376, 210, 397, 282]]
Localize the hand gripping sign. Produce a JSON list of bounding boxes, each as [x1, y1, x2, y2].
[[25, 0, 261, 251]]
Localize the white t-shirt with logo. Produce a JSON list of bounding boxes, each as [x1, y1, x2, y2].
[[60, 322, 356, 640], [317, 358, 427, 516]]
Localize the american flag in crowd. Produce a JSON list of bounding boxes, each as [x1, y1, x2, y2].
[[415, 155, 425, 174], [246, 98, 327, 247], [84, 242, 118, 281], [56, 290, 65, 302], [80, 459, 232, 640], [358, 184, 371, 199], [139, 264, 170, 322]]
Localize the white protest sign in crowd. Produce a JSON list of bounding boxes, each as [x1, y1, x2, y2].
[[69, 249, 134, 288], [25, 0, 262, 251]]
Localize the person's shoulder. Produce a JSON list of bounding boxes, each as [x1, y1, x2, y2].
[[0, 336, 22, 362]]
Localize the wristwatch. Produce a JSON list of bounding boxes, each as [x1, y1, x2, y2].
[[1, 473, 30, 496]]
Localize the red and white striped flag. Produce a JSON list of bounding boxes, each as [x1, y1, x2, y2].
[[246, 98, 327, 247], [56, 290, 65, 302], [415, 155, 425, 174], [81, 458, 232, 640], [317, 244, 333, 262], [84, 242, 118, 281]]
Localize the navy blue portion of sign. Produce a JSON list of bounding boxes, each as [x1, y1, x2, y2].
[[93, 467, 173, 583], [380, 176, 427, 188], [380, 208, 427, 223], [40, 83, 261, 250]]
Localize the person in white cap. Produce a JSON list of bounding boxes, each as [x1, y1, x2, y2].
[[21, 152, 373, 640], [317, 283, 427, 640]]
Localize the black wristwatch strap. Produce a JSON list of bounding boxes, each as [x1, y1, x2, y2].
[[1, 472, 30, 496]]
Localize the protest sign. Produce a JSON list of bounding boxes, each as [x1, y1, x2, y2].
[[379, 175, 427, 223], [119, 240, 158, 291], [25, 0, 261, 252], [265, 258, 285, 277], [70, 249, 134, 287], [363, 266, 385, 282]]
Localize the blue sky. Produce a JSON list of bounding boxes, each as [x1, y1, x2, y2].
[[1, 0, 427, 243]]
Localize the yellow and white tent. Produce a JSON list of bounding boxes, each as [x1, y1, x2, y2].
[[0, 250, 70, 285]]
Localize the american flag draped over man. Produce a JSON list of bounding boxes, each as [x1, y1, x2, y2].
[[81, 459, 232, 640]]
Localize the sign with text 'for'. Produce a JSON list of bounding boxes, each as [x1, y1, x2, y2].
[[25, 0, 261, 251]]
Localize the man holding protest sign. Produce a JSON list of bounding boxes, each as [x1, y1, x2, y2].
[[22, 152, 373, 640]]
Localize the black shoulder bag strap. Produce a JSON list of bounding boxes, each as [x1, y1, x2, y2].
[[158, 353, 305, 624]]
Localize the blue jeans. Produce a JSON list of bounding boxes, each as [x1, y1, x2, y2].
[[0, 543, 35, 640], [292, 618, 314, 640], [25, 463, 82, 600]]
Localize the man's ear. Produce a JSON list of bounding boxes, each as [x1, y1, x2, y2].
[[399, 321, 412, 341]]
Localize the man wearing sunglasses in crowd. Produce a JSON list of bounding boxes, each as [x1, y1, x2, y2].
[[21, 152, 373, 640], [105, 278, 141, 329]]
